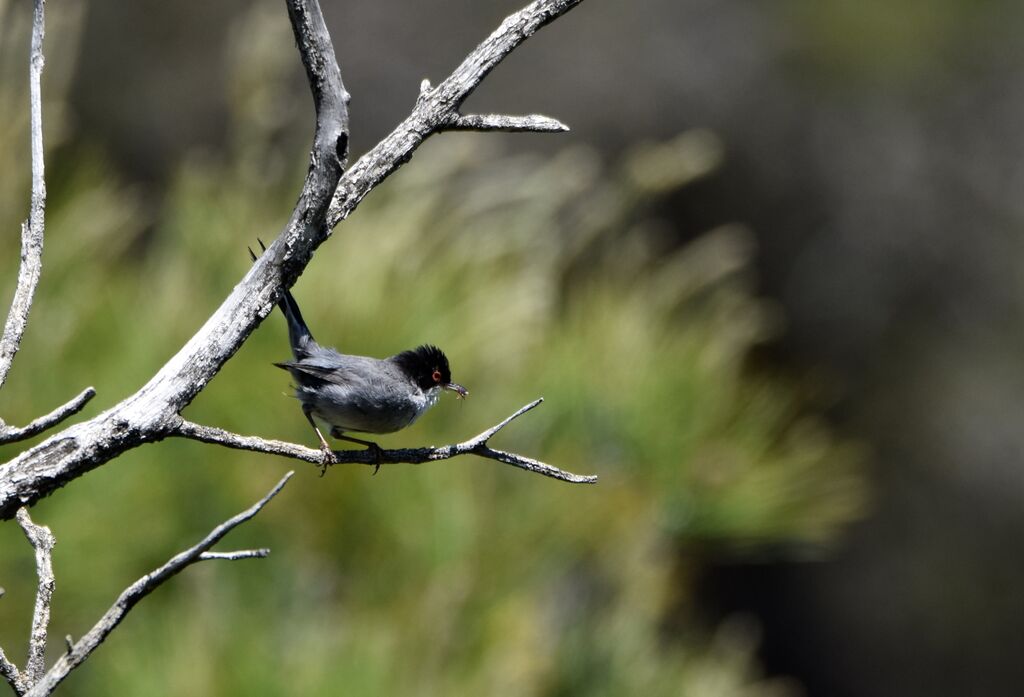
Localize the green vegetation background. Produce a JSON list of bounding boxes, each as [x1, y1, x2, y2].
[[0, 7, 865, 695]]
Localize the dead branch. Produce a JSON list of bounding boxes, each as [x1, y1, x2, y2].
[[444, 113, 569, 133], [173, 399, 596, 484], [0, 0, 348, 519], [15, 509, 55, 686], [0, 647, 25, 696], [326, 0, 582, 228], [0, 0, 47, 392], [0, 509, 59, 696], [0, 388, 96, 446], [0, 0, 589, 519], [21, 472, 292, 697]]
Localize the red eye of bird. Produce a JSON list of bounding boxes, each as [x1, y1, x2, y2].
[[432, 369, 442, 383]]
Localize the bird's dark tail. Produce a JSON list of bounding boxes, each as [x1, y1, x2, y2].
[[249, 238, 317, 360], [278, 288, 317, 360]]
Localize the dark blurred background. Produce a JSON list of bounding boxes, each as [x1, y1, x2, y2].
[[2, 0, 1023, 695]]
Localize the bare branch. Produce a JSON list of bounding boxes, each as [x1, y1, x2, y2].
[[173, 399, 597, 484], [0, 0, 47, 391], [173, 423, 325, 463], [198, 550, 270, 561], [444, 113, 569, 133], [0, 0, 587, 519], [328, 0, 582, 227], [0, 507, 55, 696], [0, 646, 26, 696], [15, 509, 55, 687], [23, 472, 292, 697], [0, 388, 96, 445], [0, 0, 348, 519]]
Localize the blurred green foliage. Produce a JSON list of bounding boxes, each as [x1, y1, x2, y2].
[[780, 0, 1000, 89], [0, 5, 864, 695]]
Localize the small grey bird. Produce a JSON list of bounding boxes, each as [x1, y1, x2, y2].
[[252, 248, 467, 469]]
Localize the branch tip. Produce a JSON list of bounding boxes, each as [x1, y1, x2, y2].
[[446, 113, 570, 133], [0, 386, 97, 445], [199, 549, 271, 561], [467, 397, 545, 445]]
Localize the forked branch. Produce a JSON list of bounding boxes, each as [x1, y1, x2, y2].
[[16, 509, 55, 687], [0, 509, 56, 696], [0, 0, 589, 519], [21, 473, 291, 697], [0, 0, 349, 519], [0, 0, 592, 690], [173, 399, 596, 484], [327, 0, 582, 227], [0, 0, 95, 447]]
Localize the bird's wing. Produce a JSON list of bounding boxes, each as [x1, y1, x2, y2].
[[274, 353, 391, 389], [273, 360, 352, 386]]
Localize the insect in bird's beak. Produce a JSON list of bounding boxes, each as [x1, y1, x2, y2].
[[446, 382, 469, 399]]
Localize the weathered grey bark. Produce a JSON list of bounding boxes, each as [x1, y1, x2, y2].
[[0, 0, 94, 446], [15, 509, 54, 686], [0, 0, 589, 521], [0, 508, 56, 697], [0, 388, 95, 446], [0, 0, 47, 391], [176, 399, 596, 483], [326, 0, 583, 229], [20, 472, 290, 697], [0, 0, 348, 519], [0, 645, 25, 696]]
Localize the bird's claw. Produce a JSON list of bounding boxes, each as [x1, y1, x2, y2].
[[318, 444, 338, 477], [368, 443, 383, 475]]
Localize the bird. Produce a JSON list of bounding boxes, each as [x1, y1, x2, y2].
[[250, 242, 467, 472]]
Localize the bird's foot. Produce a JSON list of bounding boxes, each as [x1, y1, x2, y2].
[[318, 443, 338, 477], [331, 428, 384, 474], [367, 443, 384, 476]]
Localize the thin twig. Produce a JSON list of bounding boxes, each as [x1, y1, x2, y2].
[[0, 0, 47, 390], [23, 472, 293, 697], [0, 388, 96, 445], [173, 399, 597, 484], [198, 550, 270, 561], [15, 509, 55, 687], [444, 113, 569, 133]]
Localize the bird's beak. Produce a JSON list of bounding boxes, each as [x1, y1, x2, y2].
[[445, 382, 469, 399]]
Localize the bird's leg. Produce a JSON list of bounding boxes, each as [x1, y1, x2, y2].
[[330, 427, 384, 474], [304, 407, 338, 475]]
